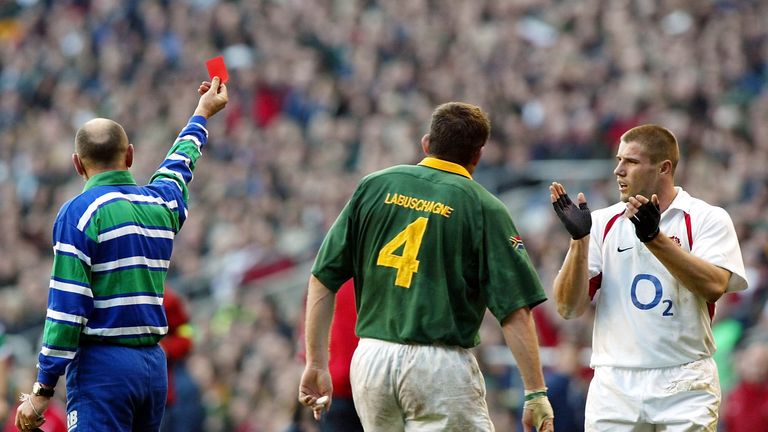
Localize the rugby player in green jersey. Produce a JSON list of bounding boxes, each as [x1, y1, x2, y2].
[[299, 102, 554, 432]]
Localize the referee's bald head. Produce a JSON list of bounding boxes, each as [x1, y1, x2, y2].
[[75, 118, 130, 169]]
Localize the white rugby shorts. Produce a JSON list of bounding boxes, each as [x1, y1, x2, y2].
[[585, 357, 720, 431], [350, 338, 495, 432]]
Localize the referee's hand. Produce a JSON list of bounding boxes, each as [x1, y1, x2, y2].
[[14, 395, 47, 432], [194, 76, 229, 119]]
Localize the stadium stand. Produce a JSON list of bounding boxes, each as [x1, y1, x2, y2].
[[0, 1, 766, 430]]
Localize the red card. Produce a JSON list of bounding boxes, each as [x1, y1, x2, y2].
[[205, 56, 229, 84]]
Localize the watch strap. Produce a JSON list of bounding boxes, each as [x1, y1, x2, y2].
[[32, 382, 55, 398]]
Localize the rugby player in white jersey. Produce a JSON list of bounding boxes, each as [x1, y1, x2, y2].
[[549, 124, 747, 431]]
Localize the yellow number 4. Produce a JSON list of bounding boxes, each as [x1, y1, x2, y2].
[[376, 217, 429, 288]]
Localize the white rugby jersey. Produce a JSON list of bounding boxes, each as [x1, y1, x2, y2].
[[588, 187, 747, 368]]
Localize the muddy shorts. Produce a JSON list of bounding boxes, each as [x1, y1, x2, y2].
[[350, 338, 495, 432]]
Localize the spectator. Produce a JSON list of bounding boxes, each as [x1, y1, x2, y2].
[[0, 325, 8, 425], [160, 287, 205, 432], [723, 341, 768, 431]]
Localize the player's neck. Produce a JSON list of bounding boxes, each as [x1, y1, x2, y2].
[[657, 186, 679, 213], [81, 165, 129, 181]]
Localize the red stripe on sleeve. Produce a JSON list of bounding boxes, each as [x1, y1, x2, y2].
[[589, 273, 603, 300]]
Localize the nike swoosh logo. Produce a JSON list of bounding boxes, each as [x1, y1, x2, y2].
[[617, 246, 633, 252]]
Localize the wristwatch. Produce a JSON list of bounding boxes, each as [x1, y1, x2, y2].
[[31, 382, 55, 398]]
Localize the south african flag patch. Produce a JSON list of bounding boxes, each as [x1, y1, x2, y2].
[[509, 235, 525, 251]]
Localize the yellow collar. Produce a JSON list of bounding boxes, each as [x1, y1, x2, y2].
[[417, 157, 472, 179]]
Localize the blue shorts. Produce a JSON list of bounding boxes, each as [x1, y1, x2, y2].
[[66, 343, 167, 432]]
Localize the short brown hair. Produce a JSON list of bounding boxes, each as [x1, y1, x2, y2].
[[620, 124, 679, 173], [428, 102, 490, 166]]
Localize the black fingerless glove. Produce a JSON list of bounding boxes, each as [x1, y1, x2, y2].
[[552, 194, 592, 240], [628, 201, 660, 242]]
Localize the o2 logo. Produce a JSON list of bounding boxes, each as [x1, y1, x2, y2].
[[630, 274, 673, 316]]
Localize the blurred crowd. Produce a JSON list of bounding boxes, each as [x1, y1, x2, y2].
[[0, 0, 767, 431]]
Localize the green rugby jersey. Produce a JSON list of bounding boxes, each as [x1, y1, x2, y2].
[[312, 157, 546, 348]]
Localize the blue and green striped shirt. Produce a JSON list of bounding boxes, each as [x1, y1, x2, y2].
[[37, 116, 208, 386]]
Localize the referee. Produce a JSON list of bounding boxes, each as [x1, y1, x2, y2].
[[15, 77, 227, 432]]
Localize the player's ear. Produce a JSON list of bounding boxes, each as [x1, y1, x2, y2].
[[125, 144, 134, 168], [421, 134, 430, 155], [470, 146, 483, 167], [72, 153, 86, 177], [660, 159, 672, 175]]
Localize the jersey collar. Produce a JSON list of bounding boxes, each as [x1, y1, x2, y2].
[[665, 186, 692, 213], [417, 157, 472, 179], [83, 170, 138, 192]]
